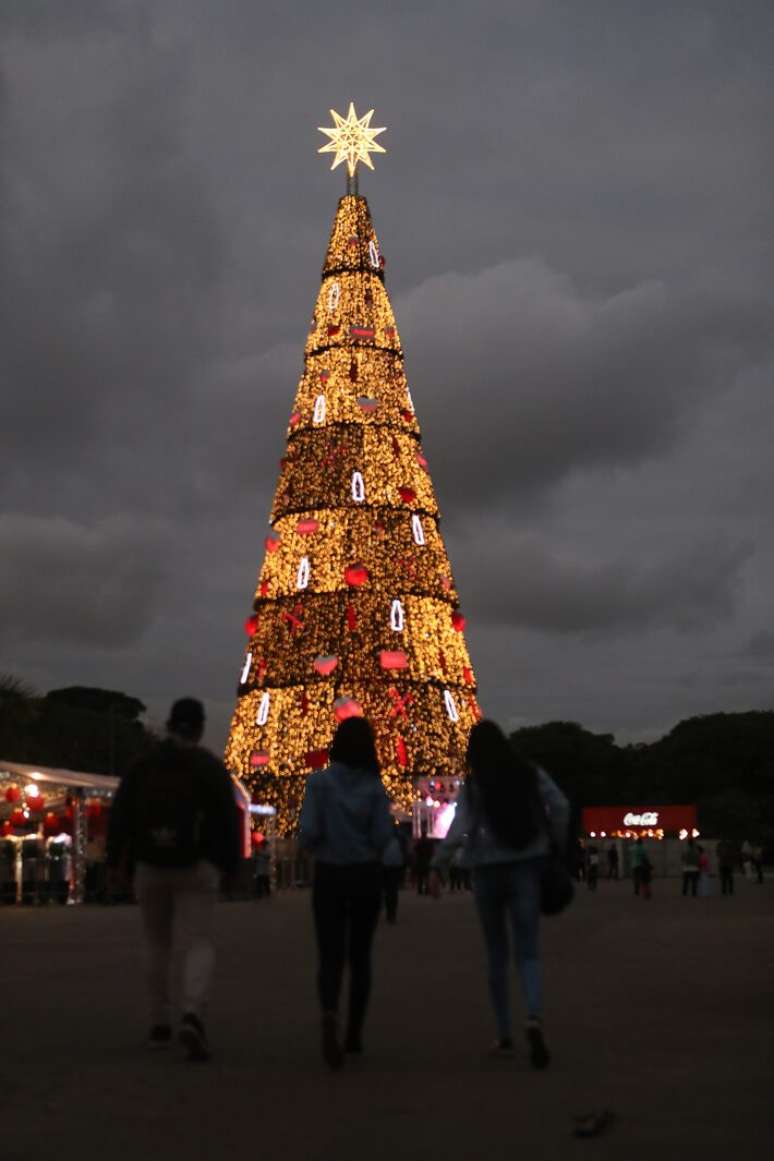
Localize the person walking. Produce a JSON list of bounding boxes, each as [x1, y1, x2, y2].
[[381, 821, 406, 924], [751, 842, 764, 885], [681, 839, 701, 897], [697, 845, 712, 896], [413, 823, 434, 895], [299, 717, 393, 1069], [606, 843, 619, 880], [586, 845, 600, 891], [429, 720, 570, 1070], [716, 839, 736, 895], [106, 698, 241, 1061], [630, 838, 647, 896]]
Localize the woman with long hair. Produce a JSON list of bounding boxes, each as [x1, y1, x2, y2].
[[430, 719, 569, 1068], [299, 716, 393, 1069]]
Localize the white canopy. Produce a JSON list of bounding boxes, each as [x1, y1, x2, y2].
[[0, 760, 119, 793]]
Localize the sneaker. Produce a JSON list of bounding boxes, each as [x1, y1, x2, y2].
[[321, 1012, 344, 1070], [148, 1024, 172, 1050], [179, 1013, 211, 1062], [488, 1038, 515, 1059], [526, 1021, 550, 1070]]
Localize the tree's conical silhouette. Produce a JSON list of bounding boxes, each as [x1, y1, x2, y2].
[[225, 194, 479, 831]]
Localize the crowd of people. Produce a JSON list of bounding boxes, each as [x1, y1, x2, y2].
[[105, 697, 767, 1071], [106, 700, 570, 1069]]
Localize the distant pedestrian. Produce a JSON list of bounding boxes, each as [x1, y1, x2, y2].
[[741, 839, 753, 880], [681, 839, 700, 897], [697, 846, 712, 896], [413, 823, 434, 895], [751, 842, 764, 885], [299, 717, 393, 1069], [607, 844, 619, 880], [253, 838, 271, 899], [630, 838, 648, 897], [429, 720, 570, 1070], [716, 840, 737, 895], [586, 845, 600, 891], [106, 698, 241, 1061], [449, 843, 466, 891], [381, 821, 406, 924]]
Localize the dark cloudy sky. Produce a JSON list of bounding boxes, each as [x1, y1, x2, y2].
[[2, 0, 772, 748]]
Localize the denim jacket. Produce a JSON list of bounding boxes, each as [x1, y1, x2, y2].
[[299, 762, 393, 865], [431, 768, 570, 872]]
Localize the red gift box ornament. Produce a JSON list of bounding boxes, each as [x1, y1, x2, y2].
[[357, 396, 379, 413], [314, 654, 339, 676], [463, 666, 474, 685], [400, 408, 414, 422], [384, 326, 396, 339], [244, 614, 259, 637], [398, 486, 416, 505], [250, 750, 270, 768], [451, 610, 466, 632], [334, 696, 364, 722], [296, 518, 319, 535], [306, 749, 329, 770], [379, 650, 409, 671], [264, 532, 281, 554], [327, 323, 340, 337], [344, 564, 369, 587]]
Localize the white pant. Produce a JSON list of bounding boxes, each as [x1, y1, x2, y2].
[[134, 860, 220, 1025]]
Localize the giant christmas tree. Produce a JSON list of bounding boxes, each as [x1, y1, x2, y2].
[[225, 105, 480, 832]]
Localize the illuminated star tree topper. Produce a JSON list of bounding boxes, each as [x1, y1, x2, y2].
[[318, 102, 386, 191]]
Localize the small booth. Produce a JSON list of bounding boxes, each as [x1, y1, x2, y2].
[[412, 775, 462, 839], [581, 804, 700, 878], [1, 760, 118, 904]]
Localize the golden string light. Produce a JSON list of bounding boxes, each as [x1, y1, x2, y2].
[[225, 176, 479, 834]]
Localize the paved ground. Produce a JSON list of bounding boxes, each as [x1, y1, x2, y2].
[[2, 878, 772, 1161]]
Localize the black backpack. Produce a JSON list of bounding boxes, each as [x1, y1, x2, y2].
[[133, 742, 210, 867]]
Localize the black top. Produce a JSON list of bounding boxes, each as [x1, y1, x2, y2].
[[106, 738, 242, 873]]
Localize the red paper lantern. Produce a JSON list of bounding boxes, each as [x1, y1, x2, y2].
[[26, 794, 45, 813], [9, 809, 26, 828], [344, 564, 369, 587], [398, 486, 416, 504], [5, 786, 21, 804], [451, 610, 466, 632], [244, 614, 259, 637]]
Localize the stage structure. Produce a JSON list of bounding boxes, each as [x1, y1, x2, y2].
[[225, 104, 480, 831]]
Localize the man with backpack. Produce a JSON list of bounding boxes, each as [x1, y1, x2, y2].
[[107, 698, 241, 1061]]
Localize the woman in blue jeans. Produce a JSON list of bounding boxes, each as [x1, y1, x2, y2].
[[430, 720, 569, 1068]]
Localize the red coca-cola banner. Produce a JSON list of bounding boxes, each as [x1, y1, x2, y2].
[[581, 805, 697, 835]]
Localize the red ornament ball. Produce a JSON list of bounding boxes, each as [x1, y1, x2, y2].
[[451, 610, 466, 632], [26, 794, 45, 813], [5, 786, 21, 804]]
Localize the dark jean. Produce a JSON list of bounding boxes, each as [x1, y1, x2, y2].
[[472, 859, 545, 1037], [312, 862, 382, 1037]]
